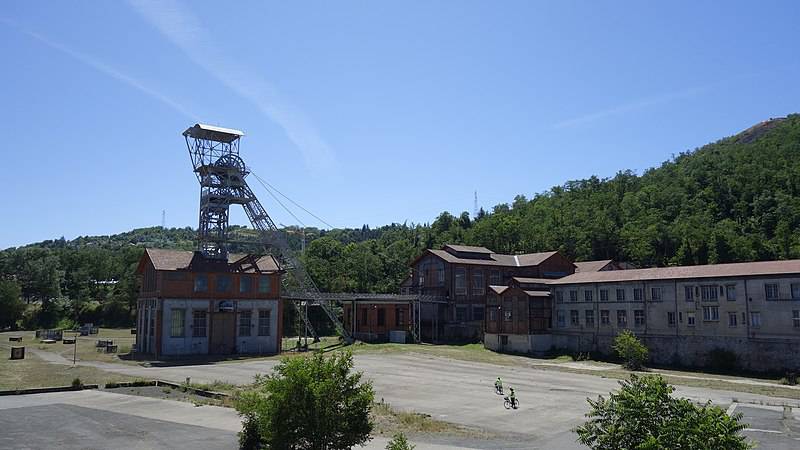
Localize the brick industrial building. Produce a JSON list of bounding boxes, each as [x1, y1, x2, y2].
[[135, 248, 284, 358], [409, 244, 576, 341]]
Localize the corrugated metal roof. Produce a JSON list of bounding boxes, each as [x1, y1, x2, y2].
[[183, 123, 244, 143], [549, 259, 800, 285], [144, 248, 280, 273], [574, 260, 614, 272]]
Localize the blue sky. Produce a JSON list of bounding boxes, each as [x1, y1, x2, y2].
[[2, 1, 799, 249]]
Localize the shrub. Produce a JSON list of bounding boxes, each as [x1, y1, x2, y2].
[[386, 432, 415, 450], [612, 330, 649, 370], [781, 372, 798, 386], [235, 350, 374, 450], [708, 348, 737, 372], [575, 375, 751, 450], [71, 378, 83, 388]]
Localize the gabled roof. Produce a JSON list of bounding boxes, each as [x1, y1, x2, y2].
[[574, 260, 614, 273], [489, 285, 509, 295], [425, 249, 562, 268], [549, 259, 800, 285], [141, 248, 281, 273], [443, 244, 493, 254]]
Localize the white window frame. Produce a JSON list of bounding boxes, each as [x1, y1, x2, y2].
[[702, 306, 719, 322], [585, 309, 594, 326], [634, 310, 645, 327], [258, 309, 271, 336], [701, 285, 718, 302], [633, 288, 643, 302], [192, 310, 207, 337], [599, 289, 608, 302], [600, 310, 610, 325], [239, 310, 252, 337], [684, 285, 694, 302], [750, 311, 761, 328], [728, 312, 737, 327], [726, 285, 736, 301], [765, 283, 779, 301], [667, 311, 676, 327], [584, 290, 593, 302], [569, 290, 578, 302], [616, 289, 625, 301], [617, 310, 627, 327], [650, 287, 662, 301], [687, 311, 696, 327], [170, 308, 185, 337]]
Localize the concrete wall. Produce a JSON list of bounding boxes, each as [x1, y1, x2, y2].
[[161, 299, 210, 356], [548, 274, 800, 371], [159, 298, 279, 356], [235, 299, 279, 355], [484, 333, 552, 355]]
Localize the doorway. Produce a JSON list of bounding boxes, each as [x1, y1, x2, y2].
[[210, 313, 235, 354]]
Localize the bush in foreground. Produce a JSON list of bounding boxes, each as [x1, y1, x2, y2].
[[575, 375, 751, 450], [613, 330, 649, 370], [235, 350, 374, 450], [386, 432, 415, 450]]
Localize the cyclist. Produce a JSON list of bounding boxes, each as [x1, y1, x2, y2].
[[509, 387, 517, 409], [495, 377, 503, 394]]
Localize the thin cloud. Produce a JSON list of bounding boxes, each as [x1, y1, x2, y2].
[[128, 0, 337, 173], [1, 18, 197, 120], [552, 85, 707, 129]]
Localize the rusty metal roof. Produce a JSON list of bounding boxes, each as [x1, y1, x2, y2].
[[183, 123, 244, 143], [550, 259, 800, 285]]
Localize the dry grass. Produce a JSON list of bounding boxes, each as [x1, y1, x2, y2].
[[371, 401, 480, 438], [51, 328, 136, 364], [0, 347, 136, 390]]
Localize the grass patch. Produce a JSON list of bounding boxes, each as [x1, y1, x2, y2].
[[371, 401, 475, 437], [50, 328, 137, 364], [0, 347, 137, 390]]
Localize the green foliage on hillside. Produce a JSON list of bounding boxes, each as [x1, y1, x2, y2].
[[2, 115, 799, 329]]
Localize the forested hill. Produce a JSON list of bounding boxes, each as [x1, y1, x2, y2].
[[2, 114, 799, 328]]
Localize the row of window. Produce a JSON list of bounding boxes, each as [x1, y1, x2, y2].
[[556, 283, 800, 304], [169, 309, 271, 338], [558, 309, 646, 327], [193, 274, 272, 294], [453, 268, 505, 295], [556, 309, 800, 329]]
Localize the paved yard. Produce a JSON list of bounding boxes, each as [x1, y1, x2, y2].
[[3, 350, 800, 448]]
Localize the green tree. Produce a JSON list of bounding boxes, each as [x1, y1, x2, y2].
[[0, 279, 24, 329], [386, 433, 415, 450], [613, 330, 649, 371], [235, 351, 374, 450], [576, 375, 751, 450]]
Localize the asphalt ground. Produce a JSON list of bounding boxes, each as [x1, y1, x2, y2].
[[3, 352, 800, 448]]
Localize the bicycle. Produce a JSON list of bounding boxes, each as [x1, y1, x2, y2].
[[503, 396, 519, 409]]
